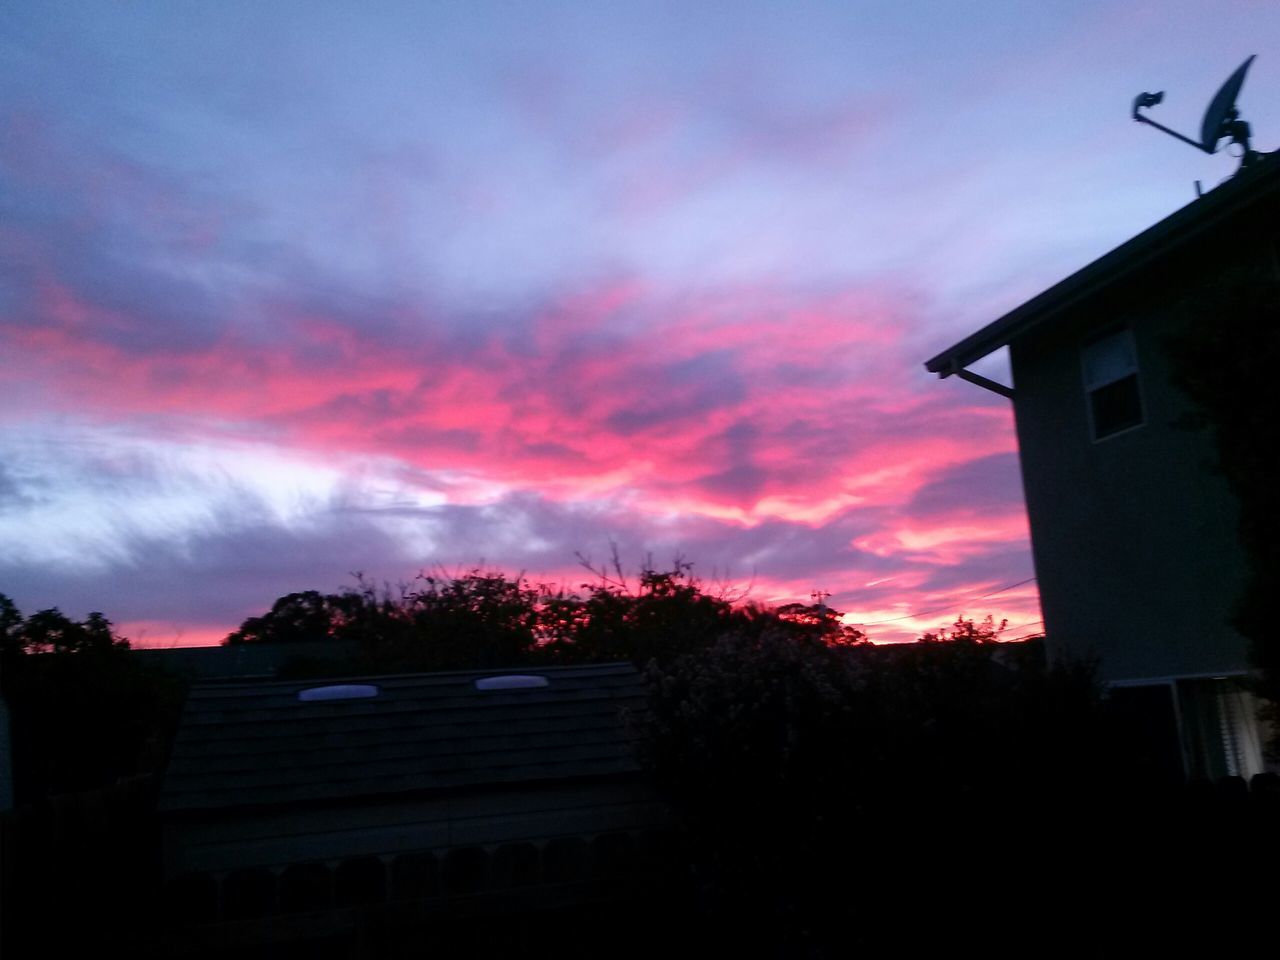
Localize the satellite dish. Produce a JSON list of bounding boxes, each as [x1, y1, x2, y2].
[[1200, 55, 1254, 152], [1132, 56, 1262, 172]]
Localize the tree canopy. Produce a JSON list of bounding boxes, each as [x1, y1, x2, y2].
[[1165, 275, 1280, 756], [222, 560, 871, 672], [1, 595, 128, 660], [0, 595, 182, 800]]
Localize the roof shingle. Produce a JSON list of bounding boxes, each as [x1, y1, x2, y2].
[[161, 662, 647, 813]]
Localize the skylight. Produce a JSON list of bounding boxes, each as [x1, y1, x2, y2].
[[297, 683, 381, 702], [474, 675, 550, 691]]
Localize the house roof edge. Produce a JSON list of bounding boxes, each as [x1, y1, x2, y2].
[[924, 153, 1280, 376]]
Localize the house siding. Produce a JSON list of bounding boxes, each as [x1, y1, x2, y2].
[[1008, 233, 1271, 684]]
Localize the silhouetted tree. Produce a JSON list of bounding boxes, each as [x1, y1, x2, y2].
[[775, 591, 869, 646], [634, 622, 1105, 952], [0, 592, 23, 660], [1165, 275, 1280, 756], [0, 596, 128, 660], [542, 557, 749, 666], [373, 570, 545, 671], [918, 613, 1006, 644], [227, 559, 767, 671], [225, 589, 377, 645], [0, 594, 182, 798], [17, 607, 125, 655]]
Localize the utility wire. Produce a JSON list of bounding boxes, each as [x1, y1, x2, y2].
[[1004, 618, 1045, 633], [853, 576, 1038, 626], [1003, 619, 1046, 642]]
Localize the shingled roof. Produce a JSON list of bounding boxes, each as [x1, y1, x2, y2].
[[160, 662, 647, 813]]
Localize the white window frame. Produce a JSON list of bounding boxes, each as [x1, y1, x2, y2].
[[1081, 327, 1144, 442]]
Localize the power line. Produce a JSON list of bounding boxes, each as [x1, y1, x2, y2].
[[853, 576, 1038, 627], [1008, 630, 1047, 642], [1004, 618, 1045, 634], [1003, 619, 1046, 642]]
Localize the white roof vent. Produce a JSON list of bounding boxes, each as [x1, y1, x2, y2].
[[297, 683, 380, 702], [474, 675, 549, 691]]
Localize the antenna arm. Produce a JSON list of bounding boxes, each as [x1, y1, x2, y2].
[[1132, 112, 1212, 154]]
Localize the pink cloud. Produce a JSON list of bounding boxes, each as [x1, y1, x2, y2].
[[854, 510, 1031, 566], [4, 275, 1017, 520], [3, 250, 1037, 646]]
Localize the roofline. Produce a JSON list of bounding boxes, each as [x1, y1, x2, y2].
[[184, 660, 639, 691], [925, 152, 1280, 377]]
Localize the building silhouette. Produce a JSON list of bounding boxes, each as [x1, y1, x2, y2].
[[158, 661, 671, 955], [926, 155, 1280, 783]]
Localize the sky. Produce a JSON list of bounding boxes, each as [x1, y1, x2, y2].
[[3, 2, 1278, 647]]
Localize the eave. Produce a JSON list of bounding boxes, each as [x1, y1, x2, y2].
[[924, 152, 1280, 379]]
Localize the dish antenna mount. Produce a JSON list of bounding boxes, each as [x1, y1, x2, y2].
[[1132, 56, 1260, 170]]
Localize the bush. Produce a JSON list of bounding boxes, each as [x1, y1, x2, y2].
[[634, 625, 1107, 951]]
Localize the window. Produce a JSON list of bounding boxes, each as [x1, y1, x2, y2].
[[1082, 328, 1143, 440]]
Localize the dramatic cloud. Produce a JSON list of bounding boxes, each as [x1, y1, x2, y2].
[[4, 1, 1276, 644]]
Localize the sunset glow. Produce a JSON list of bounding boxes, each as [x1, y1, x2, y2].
[[3, 2, 1277, 645]]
